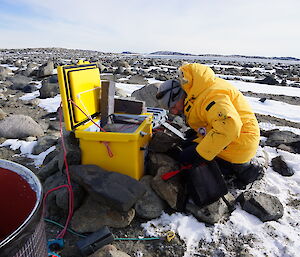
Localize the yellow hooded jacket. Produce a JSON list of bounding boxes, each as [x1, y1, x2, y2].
[[180, 63, 260, 164]]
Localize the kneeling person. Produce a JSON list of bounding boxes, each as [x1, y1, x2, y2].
[[156, 63, 263, 188]]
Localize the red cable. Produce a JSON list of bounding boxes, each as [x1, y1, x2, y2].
[[42, 104, 74, 239], [68, 99, 113, 157], [56, 104, 74, 238], [43, 98, 116, 238]]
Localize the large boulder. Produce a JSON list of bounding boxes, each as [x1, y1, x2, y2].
[[147, 152, 178, 176], [131, 83, 160, 107], [126, 75, 147, 84], [186, 193, 235, 224], [57, 131, 81, 171], [70, 165, 146, 212], [134, 175, 167, 219], [237, 190, 284, 222], [111, 60, 130, 68], [22, 63, 38, 76], [43, 172, 85, 215], [7, 74, 32, 90], [148, 131, 182, 153], [263, 130, 300, 153], [36, 156, 59, 181], [37, 60, 54, 77], [39, 77, 59, 98], [151, 165, 183, 210], [32, 135, 58, 155], [71, 196, 135, 233], [0, 115, 44, 138]]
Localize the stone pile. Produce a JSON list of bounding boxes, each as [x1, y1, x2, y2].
[[0, 48, 299, 256]]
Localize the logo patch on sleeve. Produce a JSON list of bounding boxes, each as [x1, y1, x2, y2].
[[206, 101, 216, 111]]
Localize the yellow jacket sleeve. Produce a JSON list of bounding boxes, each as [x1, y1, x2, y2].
[[196, 95, 243, 161]]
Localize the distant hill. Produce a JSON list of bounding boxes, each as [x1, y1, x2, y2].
[[147, 51, 300, 61], [149, 51, 193, 56], [121, 51, 139, 54]]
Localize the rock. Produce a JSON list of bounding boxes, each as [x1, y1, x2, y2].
[[0, 109, 6, 120], [135, 175, 167, 219], [277, 144, 295, 153], [147, 152, 178, 176], [37, 156, 59, 181], [14, 59, 24, 67], [32, 135, 58, 155], [259, 97, 267, 103], [96, 62, 108, 73], [237, 190, 284, 222], [22, 63, 38, 76], [43, 148, 60, 165], [114, 66, 126, 75], [56, 180, 85, 211], [111, 60, 130, 68], [255, 75, 279, 85], [126, 75, 147, 84], [39, 78, 59, 98], [148, 131, 181, 153], [151, 165, 182, 210], [49, 74, 58, 83], [155, 75, 168, 81], [57, 131, 81, 171], [22, 84, 36, 93], [43, 172, 85, 215], [70, 165, 146, 212], [71, 196, 135, 233], [131, 83, 160, 107], [0, 114, 44, 138], [289, 141, 300, 154], [271, 155, 295, 176], [90, 245, 131, 257], [265, 129, 300, 148], [186, 193, 235, 224], [7, 74, 32, 90], [37, 60, 54, 77], [0, 66, 11, 78]]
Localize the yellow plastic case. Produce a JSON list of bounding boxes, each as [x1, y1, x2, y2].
[[57, 62, 152, 180]]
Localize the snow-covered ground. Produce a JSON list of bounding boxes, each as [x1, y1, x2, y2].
[[2, 76, 300, 256]]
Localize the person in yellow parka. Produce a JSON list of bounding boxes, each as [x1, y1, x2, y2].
[[156, 63, 263, 188]]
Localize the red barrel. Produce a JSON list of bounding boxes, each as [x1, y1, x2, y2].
[[0, 160, 47, 257]]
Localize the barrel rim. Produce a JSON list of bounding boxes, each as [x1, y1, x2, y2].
[[0, 159, 43, 248]]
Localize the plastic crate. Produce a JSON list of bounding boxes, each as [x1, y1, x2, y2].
[[57, 62, 152, 180]]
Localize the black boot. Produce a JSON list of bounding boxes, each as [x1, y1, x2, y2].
[[235, 163, 264, 189]]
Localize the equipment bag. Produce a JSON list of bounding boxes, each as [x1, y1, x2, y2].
[[186, 160, 228, 208]]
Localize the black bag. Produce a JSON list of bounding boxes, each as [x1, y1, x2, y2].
[[186, 160, 228, 208]]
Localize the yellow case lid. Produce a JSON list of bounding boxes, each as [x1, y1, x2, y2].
[[57, 63, 101, 131]]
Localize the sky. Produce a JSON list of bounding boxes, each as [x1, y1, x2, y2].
[[1, 70, 300, 256], [0, 0, 300, 58]]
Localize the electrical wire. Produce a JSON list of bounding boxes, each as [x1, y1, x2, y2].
[[68, 98, 113, 157], [42, 103, 75, 239], [44, 218, 86, 238], [56, 104, 74, 238]]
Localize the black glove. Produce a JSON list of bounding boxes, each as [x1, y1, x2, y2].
[[184, 128, 197, 141], [179, 143, 207, 165]]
